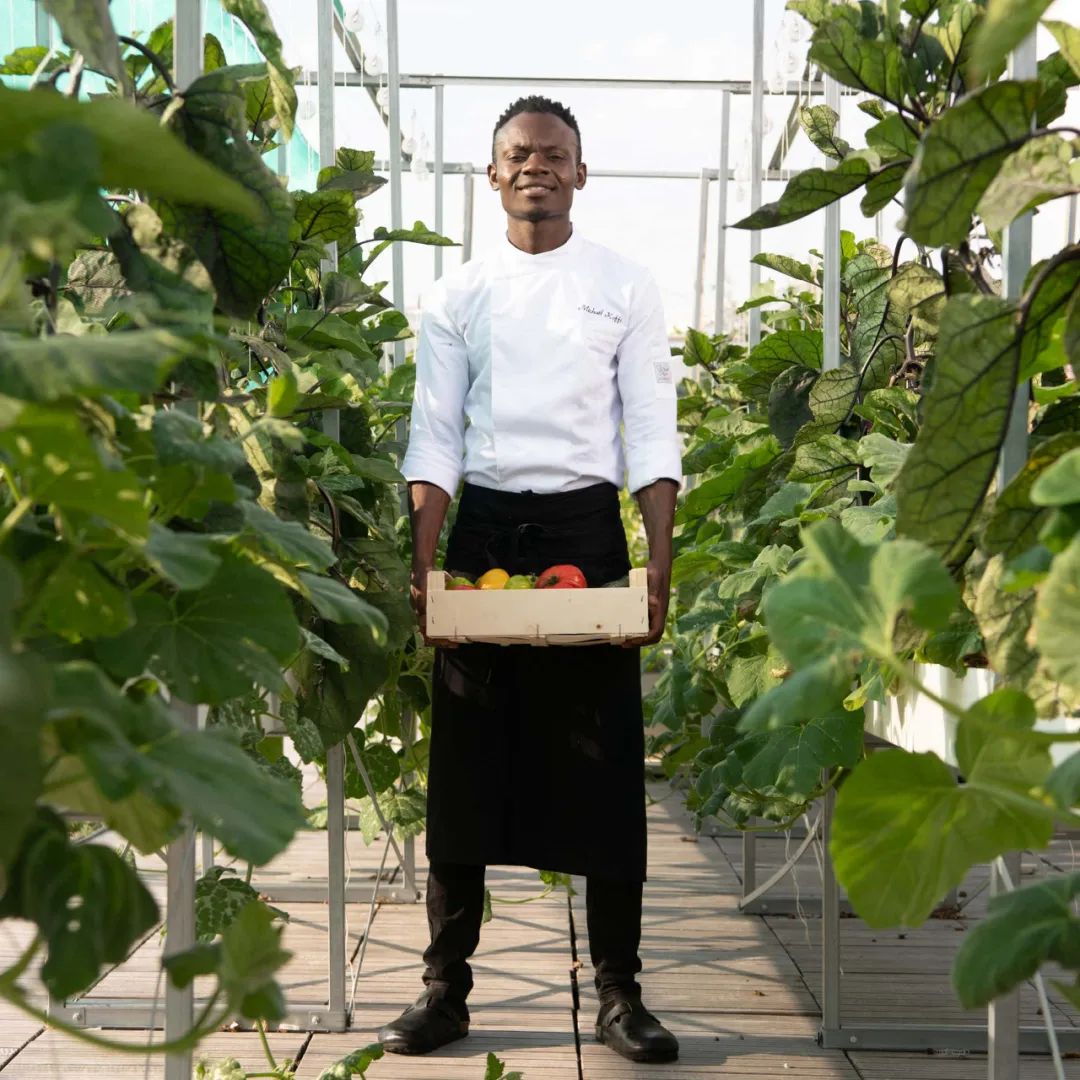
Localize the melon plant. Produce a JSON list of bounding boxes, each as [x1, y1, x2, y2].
[[651, 0, 1080, 1010], [0, 0, 450, 1056]]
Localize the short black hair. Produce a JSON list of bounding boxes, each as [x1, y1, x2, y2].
[[491, 95, 582, 163]]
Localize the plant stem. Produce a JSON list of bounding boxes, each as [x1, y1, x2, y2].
[[0, 496, 33, 545], [256, 1017, 279, 1072]]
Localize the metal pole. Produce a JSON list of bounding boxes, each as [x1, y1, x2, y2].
[[434, 83, 445, 279], [741, 832, 757, 900], [821, 779, 841, 1035], [174, 0, 201, 91], [692, 168, 710, 330], [386, 0, 406, 368], [164, 700, 198, 1080], [318, 0, 339, 273], [34, 1, 50, 47], [713, 91, 731, 335], [462, 170, 475, 263], [748, 0, 765, 347], [823, 76, 841, 373], [988, 32, 1036, 1080], [1068, 194, 1078, 246], [198, 706, 214, 873], [326, 743, 347, 1023]]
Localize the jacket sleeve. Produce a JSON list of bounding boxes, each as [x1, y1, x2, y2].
[[617, 270, 683, 494], [401, 279, 468, 498]]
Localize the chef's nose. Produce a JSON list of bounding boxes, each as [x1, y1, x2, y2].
[[521, 153, 550, 173]]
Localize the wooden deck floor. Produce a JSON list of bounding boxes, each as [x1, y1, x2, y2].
[[2, 780, 1079, 1079]]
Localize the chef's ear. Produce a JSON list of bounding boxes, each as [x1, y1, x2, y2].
[[487, 162, 499, 190], [575, 161, 587, 190]]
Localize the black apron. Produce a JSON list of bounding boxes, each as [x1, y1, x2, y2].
[[425, 481, 647, 882]]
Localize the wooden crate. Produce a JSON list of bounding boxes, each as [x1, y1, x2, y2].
[[426, 567, 649, 645]]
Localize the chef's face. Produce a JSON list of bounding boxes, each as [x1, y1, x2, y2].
[[488, 112, 586, 223]]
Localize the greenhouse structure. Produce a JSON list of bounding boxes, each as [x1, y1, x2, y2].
[[1, 0, 1080, 1078]]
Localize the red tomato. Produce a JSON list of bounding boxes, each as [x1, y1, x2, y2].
[[536, 564, 587, 589]]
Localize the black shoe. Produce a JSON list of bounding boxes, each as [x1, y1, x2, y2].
[[377, 992, 469, 1055], [595, 996, 679, 1064]]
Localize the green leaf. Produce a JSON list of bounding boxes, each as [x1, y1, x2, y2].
[[895, 295, 1021, 560], [371, 220, 455, 247], [808, 6, 913, 107], [1, 45, 63, 76], [788, 432, 860, 498], [903, 80, 1041, 247], [0, 87, 257, 219], [220, 0, 297, 139], [1045, 19, 1080, 79], [972, 554, 1046, 698], [984, 433, 1080, 557], [344, 740, 400, 798], [158, 72, 293, 319], [859, 432, 911, 490], [732, 152, 877, 230], [886, 262, 946, 330], [1034, 537, 1080, 690], [860, 162, 907, 215], [98, 557, 300, 703], [768, 365, 816, 448], [682, 327, 717, 365], [751, 252, 818, 286], [144, 525, 224, 591], [1032, 446, 1080, 506], [0, 329, 188, 402], [296, 573, 388, 641], [978, 134, 1080, 233], [953, 872, 1080, 1008], [292, 189, 358, 249], [0, 809, 158, 999], [741, 709, 863, 797], [36, 557, 133, 640], [0, 648, 47, 882], [241, 502, 336, 572], [322, 274, 391, 315], [865, 113, 918, 163], [217, 900, 291, 1020], [955, 688, 1051, 794], [41, 0, 131, 93], [151, 410, 246, 474], [316, 1044, 385, 1079], [1019, 257, 1080, 383], [798, 104, 851, 161], [317, 167, 387, 199], [831, 749, 1054, 927], [349, 455, 406, 485], [356, 789, 426, 844], [1044, 750, 1080, 810], [195, 866, 275, 943], [969, 0, 1055, 82], [267, 367, 299, 418]]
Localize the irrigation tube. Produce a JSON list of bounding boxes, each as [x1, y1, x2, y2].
[[992, 857, 1066, 1080], [738, 813, 822, 910]]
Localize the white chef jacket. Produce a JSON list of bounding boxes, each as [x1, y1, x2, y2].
[[401, 228, 682, 497]]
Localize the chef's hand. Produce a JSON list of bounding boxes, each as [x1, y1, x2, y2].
[[624, 556, 671, 648], [411, 562, 456, 648]]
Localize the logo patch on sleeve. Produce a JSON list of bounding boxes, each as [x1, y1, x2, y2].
[[654, 360, 673, 385]]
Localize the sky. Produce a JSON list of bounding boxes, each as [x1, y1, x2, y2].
[[264, 0, 1080, 336]]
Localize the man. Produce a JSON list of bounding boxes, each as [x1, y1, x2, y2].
[[379, 95, 681, 1065]]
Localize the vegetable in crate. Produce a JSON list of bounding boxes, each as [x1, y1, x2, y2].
[[476, 568, 511, 589], [536, 564, 587, 589]]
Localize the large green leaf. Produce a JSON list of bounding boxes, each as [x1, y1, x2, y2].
[[158, 71, 293, 319], [983, 433, 1080, 558], [240, 502, 336, 572], [297, 573, 389, 641], [144, 525, 225, 591], [0, 329, 188, 402], [0, 647, 48, 885], [344, 739, 400, 799], [895, 296, 1020, 560], [831, 749, 1054, 927], [808, 5, 913, 107], [1032, 446, 1080, 506], [41, 0, 131, 93], [98, 557, 300, 703], [292, 190, 358, 250], [798, 104, 851, 162], [220, 0, 297, 140], [35, 557, 133, 640], [751, 252, 818, 287], [0, 87, 256, 219], [1034, 537, 1080, 690], [733, 330, 823, 405], [953, 872, 1080, 1008], [1045, 20, 1080, 79], [969, 0, 1056, 82], [903, 80, 1041, 247], [0, 809, 158, 999], [316, 1044, 385, 1080], [740, 710, 863, 797], [978, 134, 1080, 233], [731, 152, 877, 230]]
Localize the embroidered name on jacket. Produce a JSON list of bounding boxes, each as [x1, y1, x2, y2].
[[579, 303, 624, 325]]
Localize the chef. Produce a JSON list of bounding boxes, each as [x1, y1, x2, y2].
[[379, 95, 681, 1065]]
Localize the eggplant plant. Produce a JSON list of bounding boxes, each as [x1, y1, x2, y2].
[[0, 0, 451, 1058], [652, 0, 1080, 1012]]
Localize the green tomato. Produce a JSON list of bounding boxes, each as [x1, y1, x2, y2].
[[505, 575, 535, 589]]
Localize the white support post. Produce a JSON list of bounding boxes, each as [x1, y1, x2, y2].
[[434, 83, 445, 279], [197, 706, 214, 873], [173, 0, 201, 92], [821, 780, 841, 1034], [1068, 195, 1077, 246], [748, 0, 765, 347], [822, 76, 841, 373], [989, 32, 1036, 1080], [462, 170, 475, 263], [713, 91, 731, 335], [164, 700, 198, 1080], [318, 0, 339, 275], [386, 0, 406, 369], [692, 168, 710, 330], [34, 1, 50, 47]]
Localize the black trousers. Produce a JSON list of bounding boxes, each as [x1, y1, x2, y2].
[[421, 861, 643, 1018]]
